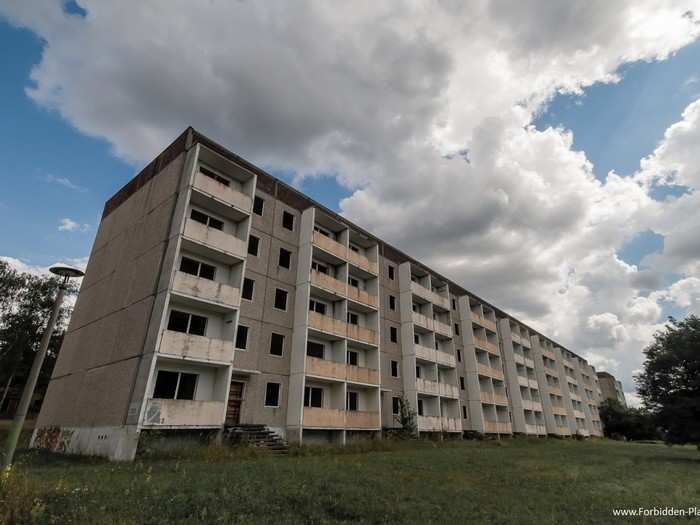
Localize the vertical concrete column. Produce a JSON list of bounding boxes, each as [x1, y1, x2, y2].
[[573, 363, 595, 435], [457, 296, 485, 433], [287, 207, 315, 443], [498, 319, 525, 434], [555, 348, 577, 435], [531, 336, 556, 435], [398, 262, 418, 431]]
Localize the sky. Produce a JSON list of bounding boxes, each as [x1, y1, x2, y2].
[[2, 1, 700, 405]]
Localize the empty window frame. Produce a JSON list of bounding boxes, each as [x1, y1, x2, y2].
[[264, 382, 281, 407], [269, 332, 285, 356], [242, 278, 255, 301], [389, 295, 396, 311], [347, 350, 359, 366], [235, 325, 249, 349], [388, 265, 395, 280], [248, 235, 260, 256], [454, 323, 460, 336], [282, 211, 295, 231], [346, 391, 359, 411], [457, 349, 462, 362], [179, 256, 216, 281], [348, 276, 360, 288], [413, 333, 420, 344], [416, 366, 422, 379], [278, 247, 292, 269], [392, 397, 400, 415], [306, 340, 325, 359], [253, 195, 264, 216], [391, 360, 399, 377], [462, 405, 468, 419], [390, 326, 398, 343], [347, 312, 359, 325], [311, 261, 329, 274], [417, 399, 424, 416], [153, 370, 197, 400], [274, 288, 288, 310], [460, 377, 465, 390], [308, 299, 327, 315], [190, 209, 224, 231], [304, 386, 323, 408], [167, 310, 207, 336], [199, 165, 230, 186]]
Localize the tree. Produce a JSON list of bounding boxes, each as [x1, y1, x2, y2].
[[0, 260, 75, 413], [393, 395, 417, 438], [636, 315, 700, 447], [598, 398, 658, 441]]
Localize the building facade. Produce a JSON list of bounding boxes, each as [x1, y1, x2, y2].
[[596, 371, 627, 408], [32, 128, 604, 460]]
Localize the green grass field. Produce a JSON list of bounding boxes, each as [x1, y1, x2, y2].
[[1, 437, 699, 524]]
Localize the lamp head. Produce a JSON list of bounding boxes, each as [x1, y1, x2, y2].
[[49, 265, 85, 279]]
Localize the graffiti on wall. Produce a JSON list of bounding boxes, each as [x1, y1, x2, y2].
[[33, 426, 75, 453]]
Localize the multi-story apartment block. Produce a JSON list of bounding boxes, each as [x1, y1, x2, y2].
[[596, 371, 627, 408], [31, 128, 604, 460]]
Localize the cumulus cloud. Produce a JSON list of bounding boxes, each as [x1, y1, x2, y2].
[[58, 217, 90, 232], [2, 0, 700, 398]]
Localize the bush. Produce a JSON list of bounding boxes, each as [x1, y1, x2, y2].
[[0, 466, 45, 524]]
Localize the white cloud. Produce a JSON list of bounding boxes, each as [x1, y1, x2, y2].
[[44, 174, 86, 192], [58, 217, 90, 232], [2, 0, 700, 399]]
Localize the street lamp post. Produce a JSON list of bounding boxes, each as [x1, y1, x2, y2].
[[2, 265, 84, 468]]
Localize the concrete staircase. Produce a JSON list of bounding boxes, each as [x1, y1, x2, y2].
[[224, 424, 289, 455]]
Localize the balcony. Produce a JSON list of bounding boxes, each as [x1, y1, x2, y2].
[[347, 324, 378, 346], [410, 281, 450, 310], [477, 363, 504, 381], [557, 425, 572, 436], [345, 410, 381, 429], [305, 356, 379, 385], [569, 392, 582, 402], [193, 171, 252, 213], [544, 364, 558, 375], [573, 409, 586, 420], [513, 353, 525, 365], [524, 358, 535, 369], [172, 271, 240, 308], [474, 338, 500, 356], [528, 379, 539, 389], [346, 284, 378, 309], [520, 336, 531, 348], [577, 428, 590, 437], [433, 319, 453, 338], [525, 424, 547, 435], [484, 421, 512, 434], [312, 231, 347, 260], [412, 311, 434, 331], [143, 399, 224, 427], [416, 378, 440, 396], [303, 407, 345, 429], [346, 364, 379, 385], [511, 332, 522, 345], [438, 382, 459, 399], [436, 351, 456, 368], [158, 330, 235, 364], [542, 348, 556, 361], [415, 344, 436, 362], [417, 415, 442, 432], [308, 311, 347, 339], [517, 375, 529, 388], [310, 270, 346, 296], [441, 417, 462, 432], [521, 400, 542, 412], [347, 249, 378, 275], [548, 385, 562, 396], [566, 375, 578, 385], [183, 219, 247, 260], [551, 406, 568, 416], [472, 314, 497, 332]]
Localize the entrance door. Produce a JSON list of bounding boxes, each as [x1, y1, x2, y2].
[[226, 381, 245, 425]]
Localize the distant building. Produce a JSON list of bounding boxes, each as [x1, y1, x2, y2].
[[32, 128, 605, 460], [596, 372, 627, 408]]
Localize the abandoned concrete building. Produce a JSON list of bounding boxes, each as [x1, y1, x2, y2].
[[32, 128, 611, 460]]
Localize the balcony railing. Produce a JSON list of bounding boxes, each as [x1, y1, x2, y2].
[[544, 364, 558, 375], [484, 421, 512, 434], [345, 410, 381, 429], [525, 423, 547, 435], [513, 353, 525, 365], [441, 417, 461, 432], [412, 311, 433, 331], [557, 425, 572, 436], [416, 378, 440, 396], [303, 407, 345, 428], [193, 171, 252, 212], [542, 348, 556, 360], [346, 284, 378, 308], [308, 311, 347, 338], [410, 281, 450, 310], [517, 375, 529, 388], [472, 314, 497, 332], [310, 269, 346, 296], [347, 249, 378, 275], [551, 405, 568, 416], [436, 351, 456, 368], [438, 382, 459, 399], [521, 400, 542, 412], [417, 415, 442, 432], [477, 363, 504, 381], [172, 271, 240, 308], [312, 231, 347, 259], [548, 384, 562, 396], [159, 330, 235, 364], [433, 319, 453, 338], [347, 324, 377, 346], [305, 356, 379, 385], [528, 379, 539, 389], [524, 357, 535, 369], [520, 335, 531, 348], [573, 409, 586, 420], [415, 344, 436, 362], [143, 399, 225, 427], [474, 338, 500, 356], [183, 219, 247, 259]]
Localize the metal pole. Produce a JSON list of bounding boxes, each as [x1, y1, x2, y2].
[[2, 276, 67, 468]]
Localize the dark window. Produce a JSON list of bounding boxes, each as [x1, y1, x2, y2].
[[347, 350, 359, 366], [177, 373, 197, 400], [391, 360, 399, 377], [278, 247, 291, 269], [416, 366, 421, 379], [346, 391, 358, 411], [460, 377, 465, 390], [188, 314, 207, 336], [153, 370, 178, 399], [435, 340, 439, 350], [457, 349, 462, 362], [180, 257, 200, 276], [265, 383, 280, 407], [388, 266, 395, 280], [304, 386, 323, 408], [190, 209, 208, 225], [455, 323, 460, 336], [199, 165, 230, 186], [274, 288, 288, 310], [307, 341, 325, 359], [452, 298, 456, 310], [253, 196, 264, 216], [167, 310, 190, 333], [347, 312, 359, 325], [242, 278, 255, 301], [270, 333, 284, 356], [282, 211, 294, 231], [349, 276, 359, 288], [199, 262, 216, 281], [208, 216, 224, 231], [309, 299, 327, 315], [392, 397, 400, 415], [349, 244, 360, 253], [417, 399, 424, 416], [389, 295, 396, 311], [462, 405, 468, 419], [248, 235, 259, 256], [390, 326, 398, 343], [311, 261, 328, 274], [235, 325, 249, 349]]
